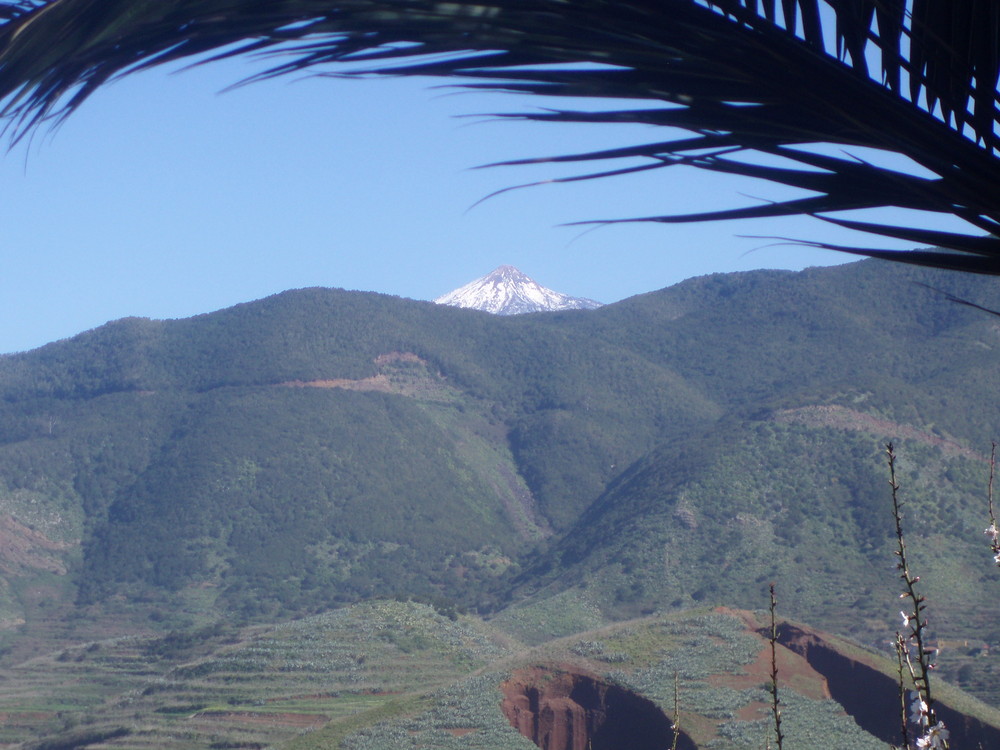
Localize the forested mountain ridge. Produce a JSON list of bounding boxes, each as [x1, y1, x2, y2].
[[2, 259, 1000, 703], [0, 283, 719, 628]]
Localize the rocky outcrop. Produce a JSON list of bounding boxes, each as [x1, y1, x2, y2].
[[501, 665, 695, 750], [777, 624, 1000, 748], [501, 622, 1000, 750]]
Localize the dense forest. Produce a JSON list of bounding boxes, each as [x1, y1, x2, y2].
[[2, 259, 1000, 699]]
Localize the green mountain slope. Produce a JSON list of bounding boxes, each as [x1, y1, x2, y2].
[[517, 419, 994, 637], [2, 258, 1000, 707], [0, 285, 721, 631]]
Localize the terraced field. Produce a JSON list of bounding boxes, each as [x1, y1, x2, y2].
[[0, 600, 998, 749], [0, 601, 513, 749]]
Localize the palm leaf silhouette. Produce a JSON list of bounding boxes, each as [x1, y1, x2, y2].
[[0, 0, 997, 272]]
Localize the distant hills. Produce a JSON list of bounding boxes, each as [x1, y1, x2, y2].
[[2, 258, 1000, 708], [434, 265, 603, 314]]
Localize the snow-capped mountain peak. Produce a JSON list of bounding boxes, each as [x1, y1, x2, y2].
[[434, 266, 603, 315]]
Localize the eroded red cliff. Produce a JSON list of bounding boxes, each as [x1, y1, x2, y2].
[[501, 665, 695, 750], [777, 623, 1000, 749]]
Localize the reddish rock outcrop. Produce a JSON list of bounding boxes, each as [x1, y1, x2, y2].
[[501, 665, 694, 750], [777, 624, 1000, 748]]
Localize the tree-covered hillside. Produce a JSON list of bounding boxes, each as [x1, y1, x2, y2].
[[2, 259, 1000, 695], [0, 283, 720, 631]]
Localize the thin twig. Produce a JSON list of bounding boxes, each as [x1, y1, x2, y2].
[[888, 443, 943, 744], [988, 443, 996, 527], [670, 671, 681, 750], [985, 443, 1000, 566], [895, 633, 913, 750], [768, 583, 784, 750]]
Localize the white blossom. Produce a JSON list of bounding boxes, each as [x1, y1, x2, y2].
[[909, 692, 928, 726], [915, 721, 949, 750]]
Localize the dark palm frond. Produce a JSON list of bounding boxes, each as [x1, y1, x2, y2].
[[0, 0, 998, 273]]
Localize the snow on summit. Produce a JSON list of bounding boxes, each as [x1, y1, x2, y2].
[[434, 266, 603, 315]]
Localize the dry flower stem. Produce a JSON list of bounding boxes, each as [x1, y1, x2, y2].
[[887, 443, 938, 729], [768, 583, 784, 750]]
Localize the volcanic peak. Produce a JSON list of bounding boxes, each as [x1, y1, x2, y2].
[[434, 265, 602, 315]]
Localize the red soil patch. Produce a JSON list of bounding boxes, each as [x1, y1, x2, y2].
[[709, 607, 830, 700], [774, 405, 982, 460], [277, 352, 445, 396], [0, 711, 53, 724], [0, 515, 70, 576], [708, 638, 830, 701], [735, 700, 771, 722]]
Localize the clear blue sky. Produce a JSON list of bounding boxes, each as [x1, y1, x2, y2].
[[0, 54, 963, 354]]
